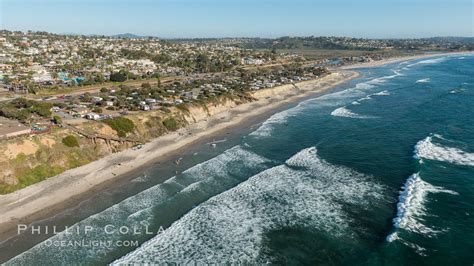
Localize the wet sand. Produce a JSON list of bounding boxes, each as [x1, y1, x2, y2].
[[0, 70, 359, 244]]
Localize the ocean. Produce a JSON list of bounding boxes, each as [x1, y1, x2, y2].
[[3, 54, 474, 265]]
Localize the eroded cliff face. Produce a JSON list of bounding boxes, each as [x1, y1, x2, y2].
[[184, 100, 239, 124], [0, 131, 105, 193], [0, 98, 245, 194], [0, 77, 328, 194], [251, 83, 297, 99]]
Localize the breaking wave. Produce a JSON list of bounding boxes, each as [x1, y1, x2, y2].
[[5, 146, 271, 265], [407, 57, 447, 68], [113, 147, 386, 264], [386, 173, 458, 255], [390, 173, 458, 236], [358, 95, 372, 101], [250, 68, 401, 135], [449, 88, 465, 94], [331, 106, 377, 119], [249, 109, 295, 137], [364, 69, 403, 86], [414, 135, 474, 167], [416, 78, 430, 83], [250, 77, 386, 137], [351, 90, 391, 105], [373, 90, 391, 96]]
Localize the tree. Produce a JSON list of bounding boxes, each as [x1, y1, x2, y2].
[[196, 53, 210, 73], [31, 102, 53, 117], [110, 72, 127, 82]]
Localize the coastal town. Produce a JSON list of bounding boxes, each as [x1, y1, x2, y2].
[[0, 30, 472, 193], [1, 0, 473, 263]]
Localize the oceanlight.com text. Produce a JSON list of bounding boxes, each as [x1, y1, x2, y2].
[[44, 239, 139, 248]]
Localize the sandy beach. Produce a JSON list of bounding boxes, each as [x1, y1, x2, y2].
[[0, 70, 358, 242], [1, 51, 471, 243]]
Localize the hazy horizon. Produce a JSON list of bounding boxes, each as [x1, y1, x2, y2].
[[1, 0, 473, 39], [2, 29, 474, 40]]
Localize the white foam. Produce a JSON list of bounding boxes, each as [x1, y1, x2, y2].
[[331, 106, 377, 119], [414, 135, 474, 167], [386, 172, 458, 256], [350, 90, 391, 107], [449, 88, 465, 94], [249, 109, 294, 137], [355, 82, 374, 90], [387, 232, 427, 257], [251, 69, 398, 137], [386, 232, 399, 242], [366, 69, 403, 85], [358, 95, 372, 101], [5, 146, 271, 265], [113, 147, 386, 264], [399, 237, 428, 257], [372, 90, 391, 96], [416, 78, 430, 83], [249, 77, 377, 138], [391, 173, 458, 237], [131, 174, 149, 183], [407, 57, 446, 68], [418, 58, 445, 64]]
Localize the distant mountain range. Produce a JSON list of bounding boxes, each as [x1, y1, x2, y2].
[[17, 30, 474, 43], [111, 33, 150, 39], [60, 32, 152, 39]]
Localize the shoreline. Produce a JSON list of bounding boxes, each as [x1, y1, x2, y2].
[[339, 51, 473, 69], [0, 51, 471, 246], [0, 70, 358, 244]]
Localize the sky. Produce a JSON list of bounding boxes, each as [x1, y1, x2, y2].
[[0, 0, 473, 38]]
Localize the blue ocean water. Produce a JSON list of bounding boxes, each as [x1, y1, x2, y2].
[[4, 54, 474, 265]]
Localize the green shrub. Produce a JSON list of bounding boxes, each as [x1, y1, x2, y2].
[[162, 117, 178, 131], [103, 117, 135, 137], [31, 102, 53, 117], [110, 72, 127, 82], [0, 163, 65, 194], [53, 115, 62, 124], [62, 135, 79, 147], [93, 107, 103, 113]]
